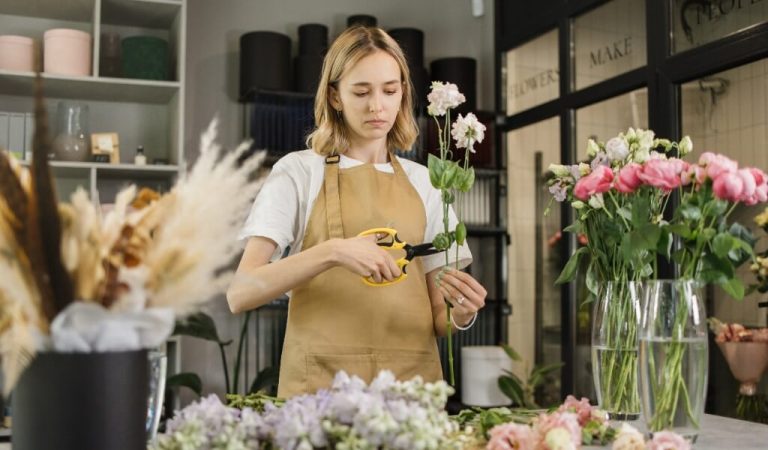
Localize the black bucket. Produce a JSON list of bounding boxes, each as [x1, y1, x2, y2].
[[12, 350, 149, 450]]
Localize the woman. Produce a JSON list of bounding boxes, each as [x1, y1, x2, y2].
[[227, 26, 487, 398]]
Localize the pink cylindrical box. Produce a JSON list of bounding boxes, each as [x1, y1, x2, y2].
[[44, 28, 91, 76], [0, 35, 35, 72]]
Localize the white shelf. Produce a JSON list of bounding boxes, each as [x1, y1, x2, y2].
[[0, 70, 180, 104], [21, 160, 179, 177], [0, 0, 93, 22], [102, 0, 182, 28]]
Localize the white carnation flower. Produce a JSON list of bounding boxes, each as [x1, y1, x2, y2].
[[451, 113, 486, 153], [427, 81, 465, 117]]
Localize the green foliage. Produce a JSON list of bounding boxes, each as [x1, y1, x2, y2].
[[497, 343, 563, 409]]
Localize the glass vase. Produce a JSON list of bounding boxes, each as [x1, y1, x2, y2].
[[52, 101, 90, 162], [592, 281, 642, 420], [639, 279, 708, 441]]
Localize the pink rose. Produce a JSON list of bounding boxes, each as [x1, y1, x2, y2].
[[637, 159, 684, 191], [574, 165, 613, 200], [742, 168, 768, 205], [558, 395, 601, 426], [737, 168, 757, 202], [699, 152, 738, 180], [532, 412, 581, 450], [712, 171, 744, 202], [681, 164, 705, 186], [647, 431, 691, 450], [615, 163, 643, 194], [487, 422, 534, 450]]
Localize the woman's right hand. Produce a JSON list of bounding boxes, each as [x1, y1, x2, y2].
[[325, 234, 402, 283]]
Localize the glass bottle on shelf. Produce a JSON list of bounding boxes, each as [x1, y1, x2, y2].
[[52, 102, 90, 162]]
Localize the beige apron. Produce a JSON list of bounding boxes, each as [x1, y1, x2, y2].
[[276, 153, 443, 398]]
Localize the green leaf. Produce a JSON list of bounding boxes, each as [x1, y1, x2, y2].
[[458, 167, 475, 193], [427, 154, 444, 188], [712, 233, 736, 258], [631, 195, 651, 227], [696, 227, 717, 247], [555, 247, 589, 285], [617, 207, 632, 222], [441, 161, 459, 188], [708, 199, 729, 216], [720, 277, 745, 300], [563, 221, 582, 234], [497, 376, 524, 406], [500, 343, 522, 362], [699, 253, 734, 283], [174, 313, 228, 344], [630, 224, 661, 252], [679, 204, 702, 221], [657, 230, 672, 260], [528, 362, 564, 388], [667, 224, 693, 240], [166, 372, 203, 396], [455, 222, 467, 246], [585, 262, 599, 297], [249, 366, 280, 394]]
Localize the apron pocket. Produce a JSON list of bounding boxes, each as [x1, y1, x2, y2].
[[375, 351, 442, 383], [306, 353, 376, 392]]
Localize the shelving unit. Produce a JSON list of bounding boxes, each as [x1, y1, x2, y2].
[[0, 0, 186, 204]]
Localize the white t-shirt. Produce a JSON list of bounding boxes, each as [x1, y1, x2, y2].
[[239, 149, 472, 275]]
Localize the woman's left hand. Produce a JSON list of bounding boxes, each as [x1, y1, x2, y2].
[[436, 268, 487, 325]]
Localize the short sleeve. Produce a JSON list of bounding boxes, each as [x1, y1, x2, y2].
[[238, 158, 300, 261]]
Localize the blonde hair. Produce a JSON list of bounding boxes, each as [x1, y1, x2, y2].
[[307, 26, 418, 156]]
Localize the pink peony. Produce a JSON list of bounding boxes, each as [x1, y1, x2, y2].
[[647, 431, 691, 450], [742, 168, 768, 205], [558, 395, 603, 426], [573, 165, 613, 200], [712, 171, 744, 202], [737, 168, 757, 202], [699, 152, 738, 180], [615, 163, 643, 194], [532, 412, 581, 450], [486, 422, 535, 450], [637, 158, 685, 191]]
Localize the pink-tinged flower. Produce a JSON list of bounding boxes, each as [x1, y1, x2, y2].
[[574, 165, 613, 200], [647, 431, 691, 450], [487, 422, 534, 450], [612, 423, 646, 450], [712, 171, 744, 202], [558, 395, 603, 426], [681, 164, 705, 186], [427, 81, 465, 116], [699, 152, 738, 180], [615, 163, 644, 193], [532, 412, 581, 450], [451, 113, 486, 153], [737, 168, 757, 202], [742, 168, 768, 205], [637, 159, 684, 191]]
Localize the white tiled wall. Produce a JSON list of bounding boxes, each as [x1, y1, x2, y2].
[[681, 58, 768, 327], [506, 116, 560, 378]]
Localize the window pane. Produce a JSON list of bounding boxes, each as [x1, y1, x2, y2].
[[505, 30, 559, 116], [573, 0, 647, 90], [506, 116, 562, 406], [681, 60, 768, 328], [575, 88, 649, 151], [671, 0, 768, 54]]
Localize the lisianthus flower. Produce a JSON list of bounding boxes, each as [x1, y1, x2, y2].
[[605, 137, 629, 161], [699, 152, 738, 180], [557, 395, 603, 426], [586, 138, 600, 158], [647, 431, 691, 450], [637, 158, 685, 191], [611, 423, 646, 450], [573, 165, 613, 200], [451, 113, 486, 153], [615, 163, 643, 193], [712, 171, 745, 202], [487, 422, 534, 450], [427, 81, 465, 116], [532, 412, 581, 450]]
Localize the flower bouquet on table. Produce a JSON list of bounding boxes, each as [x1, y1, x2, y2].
[[0, 78, 265, 449], [546, 128, 690, 419], [708, 317, 768, 423], [425, 81, 486, 385]]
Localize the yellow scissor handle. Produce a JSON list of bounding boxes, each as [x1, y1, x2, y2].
[[358, 227, 409, 287]]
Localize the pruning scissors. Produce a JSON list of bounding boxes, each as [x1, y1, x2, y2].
[[358, 227, 443, 287]]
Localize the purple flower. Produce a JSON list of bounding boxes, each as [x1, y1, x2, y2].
[[549, 183, 567, 202]]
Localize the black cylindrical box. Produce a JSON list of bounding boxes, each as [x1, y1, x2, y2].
[[295, 54, 324, 94], [388, 28, 424, 70], [12, 350, 149, 450], [347, 14, 377, 28], [430, 57, 477, 114], [298, 23, 328, 56], [410, 65, 429, 111], [240, 31, 292, 99]]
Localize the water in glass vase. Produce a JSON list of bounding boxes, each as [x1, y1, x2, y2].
[[639, 337, 708, 440], [592, 345, 640, 420]]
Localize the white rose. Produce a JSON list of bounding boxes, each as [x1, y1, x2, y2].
[[605, 137, 629, 161], [679, 136, 693, 156], [586, 139, 600, 158]]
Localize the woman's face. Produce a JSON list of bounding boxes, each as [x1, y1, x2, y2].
[[331, 50, 403, 147]]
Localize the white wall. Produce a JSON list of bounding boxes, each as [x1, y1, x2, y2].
[[180, 0, 495, 401]]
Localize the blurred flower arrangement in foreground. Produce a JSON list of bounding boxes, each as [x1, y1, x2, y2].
[[155, 370, 691, 450], [0, 82, 265, 394]]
